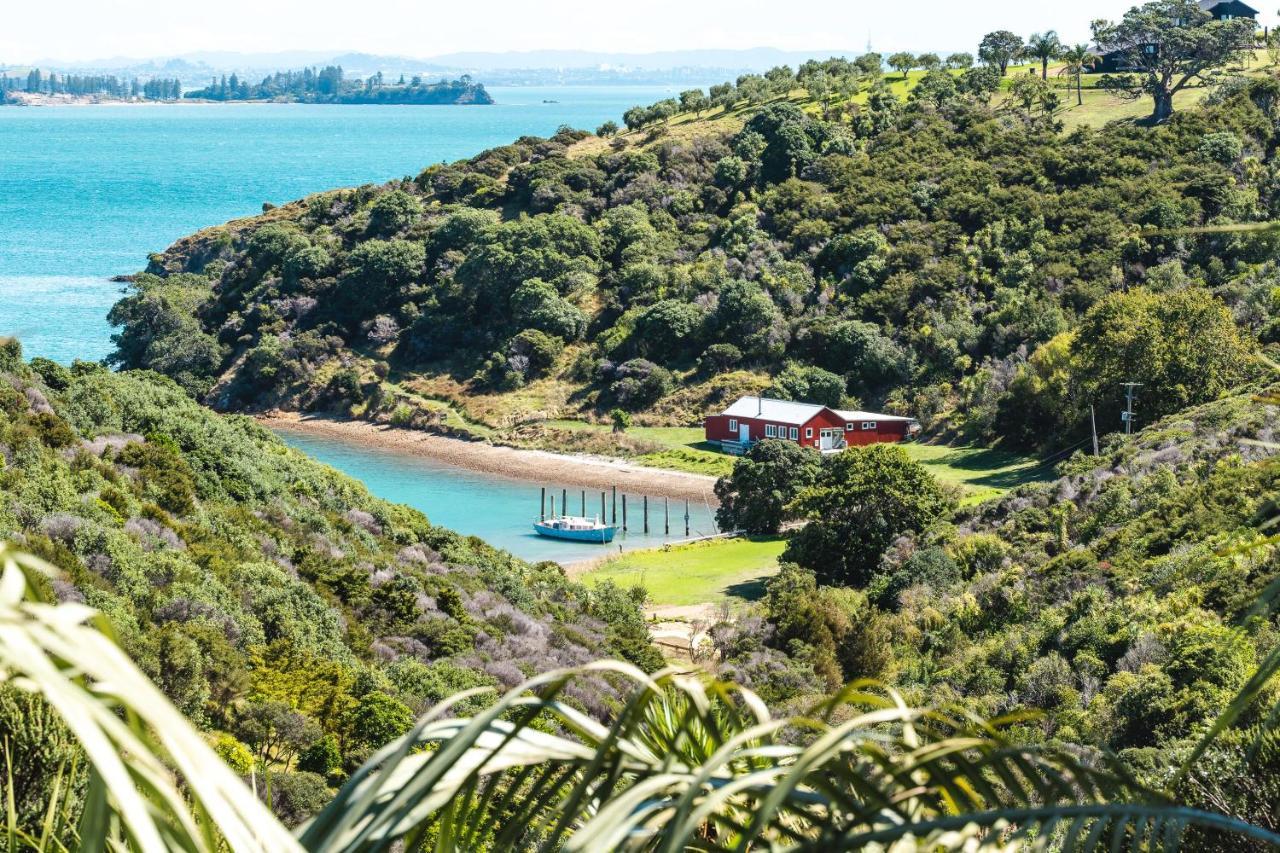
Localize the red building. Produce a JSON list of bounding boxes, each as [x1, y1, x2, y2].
[[704, 396, 919, 454]]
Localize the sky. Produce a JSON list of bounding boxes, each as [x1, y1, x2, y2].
[[9, 0, 1264, 66]]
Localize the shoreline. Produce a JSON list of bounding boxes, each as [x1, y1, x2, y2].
[[260, 413, 721, 504]]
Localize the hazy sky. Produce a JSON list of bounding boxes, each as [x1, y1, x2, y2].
[[5, 0, 1274, 64]]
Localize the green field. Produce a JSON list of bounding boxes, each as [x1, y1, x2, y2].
[[578, 536, 787, 608], [901, 443, 1049, 506]]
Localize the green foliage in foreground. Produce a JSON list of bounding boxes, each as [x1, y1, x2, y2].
[[3, 544, 1280, 851]]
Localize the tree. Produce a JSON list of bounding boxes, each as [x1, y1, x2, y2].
[[979, 30, 1024, 75], [917, 53, 942, 72], [1072, 287, 1255, 431], [596, 120, 619, 137], [1058, 44, 1093, 106], [679, 88, 709, 115], [342, 692, 414, 752], [1010, 73, 1051, 115], [1026, 31, 1063, 80], [946, 52, 975, 69], [609, 408, 631, 433], [783, 444, 953, 587], [1092, 0, 1255, 120], [714, 439, 822, 535], [888, 52, 916, 79]]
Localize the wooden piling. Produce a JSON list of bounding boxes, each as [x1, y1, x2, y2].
[[684, 499, 690, 537], [600, 491, 606, 522], [612, 486, 617, 524], [580, 490, 585, 515], [622, 494, 628, 531], [550, 494, 555, 519], [540, 487, 545, 521], [561, 489, 567, 517], [643, 496, 649, 534]]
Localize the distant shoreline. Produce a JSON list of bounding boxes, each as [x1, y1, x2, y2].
[[260, 412, 720, 504], [1, 97, 494, 108]]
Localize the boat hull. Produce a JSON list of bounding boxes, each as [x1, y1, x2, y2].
[[533, 521, 617, 543]]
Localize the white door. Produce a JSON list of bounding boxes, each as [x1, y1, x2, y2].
[[820, 429, 836, 450], [739, 423, 750, 442]]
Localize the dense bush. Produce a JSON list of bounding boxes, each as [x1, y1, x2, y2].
[[0, 347, 658, 833], [113, 75, 1280, 444]]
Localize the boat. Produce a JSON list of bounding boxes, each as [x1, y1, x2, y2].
[[533, 515, 617, 543]]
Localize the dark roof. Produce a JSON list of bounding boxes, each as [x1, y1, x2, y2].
[[1199, 0, 1259, 15]]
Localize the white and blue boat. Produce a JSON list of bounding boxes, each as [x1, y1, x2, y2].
[[533, 515, 617, 544]]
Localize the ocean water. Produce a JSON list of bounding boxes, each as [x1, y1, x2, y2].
[[276, 429, 720, 564], [2, 88, 715, 561], [0, 86, 685, 363]]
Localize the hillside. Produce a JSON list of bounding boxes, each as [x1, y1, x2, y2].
[[0, 339, 657, 829], [709, 384, 1280, 838], [110, 58, 1280, 470]]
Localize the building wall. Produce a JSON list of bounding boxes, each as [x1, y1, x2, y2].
[[705, 410, 910, 448]]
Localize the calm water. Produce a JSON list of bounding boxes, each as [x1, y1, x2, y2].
[[276, 430, 720, 564], [2, 85, 713, 559], [0, 86, 684, 363]]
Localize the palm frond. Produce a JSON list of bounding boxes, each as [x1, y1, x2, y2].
[[0, 544, 299, 852], [300, 663, 1280, 852]]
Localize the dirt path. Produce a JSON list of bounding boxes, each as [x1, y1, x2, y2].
[[261, 412, 720, 503]]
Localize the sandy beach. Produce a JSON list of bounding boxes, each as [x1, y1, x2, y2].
[[260, 413, 721, 504]]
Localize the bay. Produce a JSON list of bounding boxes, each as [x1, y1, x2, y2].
[[1, 85, 713, 560], [275, 429, 721, 564], [0, 86, 685, 362]]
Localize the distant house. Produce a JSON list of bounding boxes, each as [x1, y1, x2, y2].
[[704, 396, 919, 455], [1095, 0, 1259, 72]]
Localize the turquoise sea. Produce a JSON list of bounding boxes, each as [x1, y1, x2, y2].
[[0, 86, 682, 362], [277, 430, 720, 564], [1, 85, 717, 561]]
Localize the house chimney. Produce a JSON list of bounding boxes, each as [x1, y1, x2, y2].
[[757, 396, 762, 416]]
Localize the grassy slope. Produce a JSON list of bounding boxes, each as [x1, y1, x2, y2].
[[578, 536, 788, 608]]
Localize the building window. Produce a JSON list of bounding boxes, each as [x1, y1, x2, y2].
[[845, 423, 854, 431], [790, 427, 799, 440], [765, 424, 776, 438], [805, 427, 813, 438], [863, 421, 877, 430], [728, 419, 737, 431]]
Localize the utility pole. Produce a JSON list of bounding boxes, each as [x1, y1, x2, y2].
[[1090, 405, 1099, 455], [1120, 383, 1143, 435]]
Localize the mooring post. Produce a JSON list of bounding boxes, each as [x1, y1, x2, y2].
[[600, 491, 605, 522], [622, 495, 628, 531], [580, 490, 585, 515], [612, 486, 617, 524], [561, 489, 567, 516], [550, 494, 555, 519], [643, 496, 649, 534], [664, 497, 669, 535], [685, 499, 690, 537], [540, 487, 546, 521]]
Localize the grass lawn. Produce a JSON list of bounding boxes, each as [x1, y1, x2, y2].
[[578, 536, 787, 608], [544, 420, 734, 478], [903, 443, 1049, 506]]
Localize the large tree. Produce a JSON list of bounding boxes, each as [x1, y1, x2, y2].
[[1072, 286, 1256, 431], [1092, 0, 1255, 121], [714, 440, 822, 535], [782, 444, 953, 588], [979, 30, 1024, 75]]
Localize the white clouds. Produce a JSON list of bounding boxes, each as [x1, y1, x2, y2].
[[3, 0, 1269, 66]]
